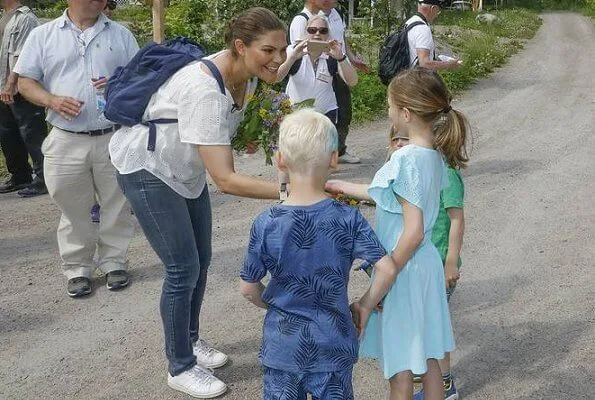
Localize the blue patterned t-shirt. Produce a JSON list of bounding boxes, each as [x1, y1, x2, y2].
[[241, 198, 387, 373]]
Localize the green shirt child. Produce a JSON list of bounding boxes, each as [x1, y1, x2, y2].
[[431, 166, 465, 291]]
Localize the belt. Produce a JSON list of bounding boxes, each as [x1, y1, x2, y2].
[[59, 125, 121, 136]]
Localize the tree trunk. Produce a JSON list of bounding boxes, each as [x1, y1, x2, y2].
[[152, 0, 165, 43]]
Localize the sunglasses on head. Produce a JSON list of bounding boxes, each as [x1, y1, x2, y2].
[[307, 26, 329, 35]]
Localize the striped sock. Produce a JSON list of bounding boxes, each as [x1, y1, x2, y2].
[[442, 372, 452, 384]]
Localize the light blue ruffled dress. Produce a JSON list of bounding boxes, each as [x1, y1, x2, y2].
[[359, 145, 455, 379]]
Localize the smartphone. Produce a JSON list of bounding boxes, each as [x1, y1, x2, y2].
[[307, 40, 330, 54]]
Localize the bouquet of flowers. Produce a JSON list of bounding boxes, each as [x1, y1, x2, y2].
[[334, 194, 375, 208], [232, 86, 292, 165], [232, 85, 313, 165]]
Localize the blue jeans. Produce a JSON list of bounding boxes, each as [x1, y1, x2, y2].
[[117, 170, 212, 376]]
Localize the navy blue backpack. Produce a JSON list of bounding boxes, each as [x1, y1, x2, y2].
[[104, 37, 225, 151]]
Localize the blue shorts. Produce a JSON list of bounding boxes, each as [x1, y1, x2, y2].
[[263, 366, 354, 400]]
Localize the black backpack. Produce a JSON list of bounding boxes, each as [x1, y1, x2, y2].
[[378, 19, 427, 85], [288, 57, 339, 77]]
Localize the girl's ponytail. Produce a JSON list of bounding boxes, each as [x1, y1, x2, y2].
[[434, 107, 469, 169], [388, 69, 470, 169]]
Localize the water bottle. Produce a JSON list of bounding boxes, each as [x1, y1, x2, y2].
[[95, 76, 106, 112]]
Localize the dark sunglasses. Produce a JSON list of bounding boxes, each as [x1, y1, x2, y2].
[[307, 27, 329, 35]]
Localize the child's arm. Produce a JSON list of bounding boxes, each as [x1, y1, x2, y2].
[[325, 180, 373, 201], [357, 255, 399, 308], [355, 198, 423, 332], [390, 197, 425, 268], [239, 280, 268, 309], [444, 207, 464, 288]]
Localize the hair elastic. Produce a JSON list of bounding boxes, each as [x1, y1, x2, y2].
[[442, 105, 452, 114]]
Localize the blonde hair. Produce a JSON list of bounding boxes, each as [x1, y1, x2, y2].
[[278, 109, 338, 174], [386, 126, 397, 161], [306, 15, 330, 31], [387, 68, 469, 168]]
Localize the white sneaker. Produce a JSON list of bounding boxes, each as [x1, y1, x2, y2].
[[338, 152, 361, 164], [193, 339, 229, 368], [167, 364, 227, 398]]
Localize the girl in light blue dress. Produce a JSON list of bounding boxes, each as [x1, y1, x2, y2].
[[327, 68, 470, 400]]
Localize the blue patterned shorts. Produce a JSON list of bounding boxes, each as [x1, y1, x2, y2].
[[263, 366, 354, 400]]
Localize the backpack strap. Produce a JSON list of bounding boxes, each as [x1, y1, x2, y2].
[[404, 21, 427, 67], [297, 12, 309, 21], [287, 12, 310, 44], [288, 57, 302, 75], [143, 59, 228, 152], [201, 59, 226, 95], [327, 58, 338, 77]]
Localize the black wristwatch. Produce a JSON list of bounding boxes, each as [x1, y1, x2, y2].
[[279, 183, 288, 202], [336, 54, 347, 62]]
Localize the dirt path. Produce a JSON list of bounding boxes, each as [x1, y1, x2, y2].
[[1, 12, 593, 400]]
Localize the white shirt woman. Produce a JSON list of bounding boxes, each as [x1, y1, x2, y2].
[[277, 15, 358, 123], [108, 8, 289, 399]]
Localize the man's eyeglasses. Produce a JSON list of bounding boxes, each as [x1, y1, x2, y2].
[[307, 27, 329, 35], [106, 1, 117, 10]]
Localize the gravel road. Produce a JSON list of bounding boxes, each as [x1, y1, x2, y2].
[[1, 12, 593, 400]]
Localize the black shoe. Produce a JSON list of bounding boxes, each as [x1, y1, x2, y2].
[[17, 179, 48, 198], [0, 176, 32, 194], [106, 270, 129, 291], [67, 277, 92, 298]]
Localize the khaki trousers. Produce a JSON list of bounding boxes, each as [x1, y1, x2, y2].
[[42, 127, 134, 280]]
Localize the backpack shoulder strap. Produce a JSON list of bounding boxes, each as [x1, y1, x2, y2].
[[327, 58, 338, 76], [335, 7, 345, 22], [288, 57, 303, 76], [201, 59, 226, 95], [144, 58, 227, 152], [405, 21, 428, 67], [297, 12, 309, 21], [405, 20, 426, 33], [287, 12, 310, 44]]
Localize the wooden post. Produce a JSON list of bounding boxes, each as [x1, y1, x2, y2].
[[152, 0, 165, 43]]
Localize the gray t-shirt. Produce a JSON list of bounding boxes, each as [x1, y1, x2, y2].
[[0, 9, 17, 42]]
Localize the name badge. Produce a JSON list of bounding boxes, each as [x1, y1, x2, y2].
[[316, 70, 332, 84]]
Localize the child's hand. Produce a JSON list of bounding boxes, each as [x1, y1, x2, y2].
[[350, 301, 373, 337], [325, 179, 345, 196], [444, 262, 460, 289]]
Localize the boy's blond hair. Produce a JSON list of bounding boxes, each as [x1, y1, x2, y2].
[[278, 109, 338, 174]]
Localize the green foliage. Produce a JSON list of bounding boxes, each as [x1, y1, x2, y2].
[[0, 150, 6, 178], [439, 33, 521, 93], [351, 71, 387, 123], [438, 8, 542, 40], [437, 9, 541, 93], [32, 0, 67, 18], [214, 0, 304, 23]]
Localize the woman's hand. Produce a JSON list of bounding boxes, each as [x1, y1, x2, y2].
[[291, 40, 309, 61], [329, 40, 344, 60]]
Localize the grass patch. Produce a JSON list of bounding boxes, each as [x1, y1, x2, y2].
[[349, 7, 541, 122], [439, 8, 542, 40], [437, 8, 541, 93], [504, 0, 595, 17], [0, 150, 6, 178]]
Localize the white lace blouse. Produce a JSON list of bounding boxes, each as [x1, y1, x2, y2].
[[109, 54, 257, 198]]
